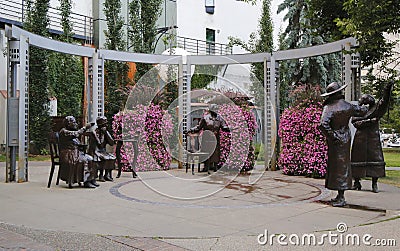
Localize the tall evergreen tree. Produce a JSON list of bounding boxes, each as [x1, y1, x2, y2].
[[48, 0, 84, 117], [23, 0, 51, 153], [128, 0, 163, 79], [277, 0, 341, 88], [103, 0, 131, 122], [228, 0, 274, 107]]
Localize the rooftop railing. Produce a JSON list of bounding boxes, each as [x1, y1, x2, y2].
[[0, 0, 93, 43], [176, 35, 232, 55]]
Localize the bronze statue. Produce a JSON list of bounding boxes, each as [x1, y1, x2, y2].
[[351, 81, 394, 193], [319, 82, 367, 206], [88, 116, 116, 182], [186, 104, 230, 174], [58, 116, 97, 188]]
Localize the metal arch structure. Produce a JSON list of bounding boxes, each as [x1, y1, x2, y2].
[[4, 25, 359, 181]]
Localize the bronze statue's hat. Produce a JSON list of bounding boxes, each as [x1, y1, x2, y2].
[[321, 82, 347, 97], [96, 116, 108, 126]]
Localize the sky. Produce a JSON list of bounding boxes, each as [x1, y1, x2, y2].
[[271, 0, 287, 49]]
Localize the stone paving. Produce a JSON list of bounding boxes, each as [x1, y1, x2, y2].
[[0, 161, 399, 250]]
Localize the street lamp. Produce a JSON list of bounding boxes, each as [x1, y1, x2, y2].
[[153, 25, 178, 53]]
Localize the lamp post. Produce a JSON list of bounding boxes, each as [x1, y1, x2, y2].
[[153, 25, 178, 53]]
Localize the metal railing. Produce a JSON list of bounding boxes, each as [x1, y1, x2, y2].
[[0, 0, 93, 43], [176, 35, 232, 55]]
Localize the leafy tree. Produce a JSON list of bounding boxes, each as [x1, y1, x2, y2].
[[23, 0, 51, 153], [128, 0, 163, 79], [336, 0, 400, 66], [103, 0, 131, 124], [306, 0, 400, 131], [48, 0, 84, 117], [191, 65, 221, 90]]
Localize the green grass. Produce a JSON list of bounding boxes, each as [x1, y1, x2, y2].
[[383, 149, 400, 167], [373, 170, 400, 188], [0, 154, 51, 162]]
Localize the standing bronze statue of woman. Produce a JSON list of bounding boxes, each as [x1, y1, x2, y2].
[[319, 82, 367, 207], [185, 104, 230, 174], [351, 81, 394, 193]]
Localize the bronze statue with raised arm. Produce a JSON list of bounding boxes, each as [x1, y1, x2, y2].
[[185, 104, 230, 174], [319, 82, 367, 207], [351, 81, 394, 193], [59, 116, 97, 188]]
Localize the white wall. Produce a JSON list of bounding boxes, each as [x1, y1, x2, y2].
[[49, 0, 92, 16], [177, 0, 262, 54]]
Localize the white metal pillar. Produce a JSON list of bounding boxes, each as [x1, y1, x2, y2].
[[342, 42, 352, 101], [87, 51, 104, 123], [264, 58, 273, 170], [6, 35, 29, 182], [265, 57, 279, 170], [351, 52, 361, 100], [178, 57, 191, 166]]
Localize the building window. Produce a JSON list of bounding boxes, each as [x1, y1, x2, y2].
[[205, 0, 215, 14], [206, 28, 215, 54]]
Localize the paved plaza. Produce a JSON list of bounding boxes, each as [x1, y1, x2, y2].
[[0, 161, 399, 250]]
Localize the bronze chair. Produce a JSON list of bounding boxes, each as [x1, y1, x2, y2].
[[47, 132, 61, 188], [185, 132, 208, 175]]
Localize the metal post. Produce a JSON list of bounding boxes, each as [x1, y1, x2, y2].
[[6, 35, 29, 182], [274, 60, 280, 169], [98, 53, 105, 118], [263, 58, 270, 170], [6, 39, 19, 182], [185, 57, 192, 132], [87, 57, 93, 122], [88, 51, 104, 122], [18, 35, 29, 182], [92, 52, 99, 121], [342, 42, 352, 101], [267, 58, 277, 171], [351, 52, 361, 100], [178, 59, 184, 168]]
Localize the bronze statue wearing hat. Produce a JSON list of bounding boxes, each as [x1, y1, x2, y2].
[[319, 82, 367, 206], [186, 104, 230, 174], [88, 116, 116, 182], [351, 81, 394, 193]]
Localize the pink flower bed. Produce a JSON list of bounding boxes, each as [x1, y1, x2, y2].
[[218, 104, 258, 172], [112, 104, 173, 171], [278, 101, 327, 177]]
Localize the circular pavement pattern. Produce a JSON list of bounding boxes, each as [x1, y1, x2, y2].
[[109, 172, 331, 209]]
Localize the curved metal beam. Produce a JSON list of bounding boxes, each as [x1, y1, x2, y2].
[[273, 37, 358, 61], [100, 49, 181, 64], [188, 52, 271, 65], [7, 25, 95, 57]]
